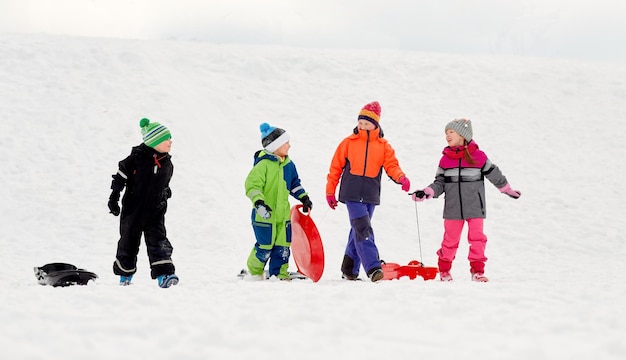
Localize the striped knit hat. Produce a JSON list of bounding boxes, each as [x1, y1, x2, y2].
[[260, 122, 290, 154], [140, 118, 171, 148], [357, 101, 381, 128], [445, 118, 473, 142]]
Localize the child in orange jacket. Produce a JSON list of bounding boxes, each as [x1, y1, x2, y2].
[[326, 101, 411, 282]]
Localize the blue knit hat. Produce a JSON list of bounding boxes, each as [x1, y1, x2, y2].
[[260, 122, 290, 153]]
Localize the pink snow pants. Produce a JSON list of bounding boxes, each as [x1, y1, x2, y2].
[[436, 218, 487, 274]]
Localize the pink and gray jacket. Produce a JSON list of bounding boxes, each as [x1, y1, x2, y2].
[[427, 141, 508, 220]]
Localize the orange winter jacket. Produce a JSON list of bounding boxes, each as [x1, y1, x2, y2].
[[326, 127, 405, 205]]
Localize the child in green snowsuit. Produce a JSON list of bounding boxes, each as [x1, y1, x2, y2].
[[244, 123, 312, 280]]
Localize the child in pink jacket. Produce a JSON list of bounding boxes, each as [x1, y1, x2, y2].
[[411, 119, 521, 282]]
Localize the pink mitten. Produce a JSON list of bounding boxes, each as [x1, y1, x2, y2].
[[326, 195, 338, 209], [499, 183, 521, 199], [411, 187, 434, 202], [399, 176, 411, 192]]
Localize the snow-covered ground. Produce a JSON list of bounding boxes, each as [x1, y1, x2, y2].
[[1, 33, 625, 359]]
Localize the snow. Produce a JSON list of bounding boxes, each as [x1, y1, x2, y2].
[[1, 33, 625, 359]]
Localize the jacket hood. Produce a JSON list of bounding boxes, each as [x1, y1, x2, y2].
[[253, 150, 289, 166]]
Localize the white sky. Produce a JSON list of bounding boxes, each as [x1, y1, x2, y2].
[[1, 0, 625, 62]]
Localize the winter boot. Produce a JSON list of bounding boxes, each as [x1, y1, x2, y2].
[[368, 268, 384, 282], [244, 274, 265, 281], [471, 272, 489, 282], [341, 273, 361, 281], [157, 274, 179, 288], [439, 271, 453, 282], [119, 275, 133, 286]]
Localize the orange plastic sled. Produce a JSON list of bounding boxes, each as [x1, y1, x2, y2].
[[382, 260, 438, 281], [290, 205, 325, 282]]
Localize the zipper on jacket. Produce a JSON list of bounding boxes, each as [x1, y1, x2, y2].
[[362, 130, 370, 176], [153, 154, 167, 174], [457, 158, 464, 219], [358, 130, 371, 203]]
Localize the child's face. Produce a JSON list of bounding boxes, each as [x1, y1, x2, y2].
[[445, 129, 465, 147], [154, 139, 172, 153], [274, 141, 291, 157], [357, 120, 376, 131]]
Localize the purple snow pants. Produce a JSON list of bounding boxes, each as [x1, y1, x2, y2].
[[341, 201, 381, 277]]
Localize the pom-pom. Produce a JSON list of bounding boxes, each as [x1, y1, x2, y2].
[[139, 118, 150, 128], [259, 123, 270, 132]]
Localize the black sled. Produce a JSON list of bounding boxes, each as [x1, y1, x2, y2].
[[34, 263, 98, 287]]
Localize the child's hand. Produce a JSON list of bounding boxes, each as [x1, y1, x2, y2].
[[254, 200, 272, 219], [410, 187, 434, 202], [326, 195, 338, 210], [108, 190, 121, 216], [499, 183, 521, 199], [399, 176, 411, 192], [300, 195, 313, 213]]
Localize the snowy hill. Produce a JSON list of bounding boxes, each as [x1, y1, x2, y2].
[[1, 33, 625, 359]]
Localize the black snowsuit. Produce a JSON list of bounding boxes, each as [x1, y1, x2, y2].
[[111, 143, 175, 279]]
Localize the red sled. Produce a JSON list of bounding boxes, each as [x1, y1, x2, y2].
[[382, 260, 438, 281], [290, 205, 325, 282]]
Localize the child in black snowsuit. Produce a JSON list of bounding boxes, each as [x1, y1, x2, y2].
[[107, 118, 178, 288]]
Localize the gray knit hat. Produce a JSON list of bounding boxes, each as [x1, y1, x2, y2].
[[445, 118, 473, 142]]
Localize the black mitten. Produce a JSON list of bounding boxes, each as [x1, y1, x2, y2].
[[108, 190, 121, 216], [300, 195, 313, 213]]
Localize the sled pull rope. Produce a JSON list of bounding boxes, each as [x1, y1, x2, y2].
[[319, 206, 332, 224], [414, 201, 423, 264]]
